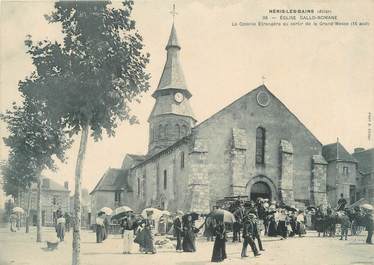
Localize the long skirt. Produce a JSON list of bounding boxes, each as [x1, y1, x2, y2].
[[277, 221, 287, 238], [123, 230, 134, 253], [103, 226, 108, 241], [268, 220, 278, 236], [211, 238, 227, 262], [56, 224, 65, 241], [315, 219, 324, 233], [182, 229, 196, 252], [96, 225, 104, 243], [143, 228, 156, 253]]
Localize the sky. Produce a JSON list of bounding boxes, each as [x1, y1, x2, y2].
[[1, 0, 373, 193]]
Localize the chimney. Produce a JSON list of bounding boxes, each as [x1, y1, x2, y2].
[[354, 147, 365, 153], [42, 178, 50, 189], [64, 181, 69, 190]]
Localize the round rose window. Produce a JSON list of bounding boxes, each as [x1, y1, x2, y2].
[[256, 91, 270, 107]]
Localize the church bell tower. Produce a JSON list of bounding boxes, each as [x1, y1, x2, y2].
[[148, 23, 196, 155]]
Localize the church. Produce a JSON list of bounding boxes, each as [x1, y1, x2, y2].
[[90, 23, 374, 218]]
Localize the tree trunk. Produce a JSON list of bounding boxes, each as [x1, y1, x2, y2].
[[26, 186, 32, 233], [36, 177, 42, 242], [72, 123, 89, 265]]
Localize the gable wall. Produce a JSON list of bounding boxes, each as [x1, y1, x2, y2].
[[194, 87, 323, 204]]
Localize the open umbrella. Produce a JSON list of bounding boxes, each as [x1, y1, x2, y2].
[[209, 209, 236, 223], [12, 207, 24, 214], [141, 208, 162, 219], [182, 212, 200, 223], [111, 206, 133, 220], [99, 207, 113, 215], [361, 204, 374, 211]]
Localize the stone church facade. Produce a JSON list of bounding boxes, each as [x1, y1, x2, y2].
[[90, 23, 373, 217]]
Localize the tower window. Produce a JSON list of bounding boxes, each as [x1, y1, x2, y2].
[[176, 124, 180, 138], [181, 152, 185, 169], [255, 127, 265, 164], [163, 170, 167, 189], [159, 124, 164, 139], [181, 125, 188, 136], [164, 124, 169, 138]]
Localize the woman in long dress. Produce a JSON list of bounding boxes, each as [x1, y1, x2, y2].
[[315, 208, 325, 237], [211, 220, 227, 262], [173, 214, 183, 252], [267, 213, 278, 236], [143, 215, 156, 254], [56, 213, 66, 241], [277, 209, 288, 239], [182, 215, 197, 252], [96, 213, 105, 243]]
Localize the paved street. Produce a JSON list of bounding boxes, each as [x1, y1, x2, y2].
[[0, 226, 373, 265]]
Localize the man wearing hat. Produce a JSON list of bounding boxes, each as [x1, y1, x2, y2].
[[241, 214, 261, 258], [252, 214, 265, 251], [363, 209, 373, 244], [173, 211, 184, 252]]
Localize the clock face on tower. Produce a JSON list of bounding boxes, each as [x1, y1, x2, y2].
[[174, 92, 184, 103]]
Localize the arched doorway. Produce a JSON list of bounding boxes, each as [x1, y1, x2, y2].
[[250, 181, 271, 201]]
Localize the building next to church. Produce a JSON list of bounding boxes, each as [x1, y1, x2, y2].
[[90, 23, 373, 219], [353, 148, 374, 204], [16, 177, 70, 227]]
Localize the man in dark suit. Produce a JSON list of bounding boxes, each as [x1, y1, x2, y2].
[[363, 210, 373, 244], [173, 212, 183, 252], [241, 214, 261, 258], [233, 205, 244, 242], [252, 214, 265, 251]]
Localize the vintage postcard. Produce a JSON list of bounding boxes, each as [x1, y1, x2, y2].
[[0, 1, 373, 265]]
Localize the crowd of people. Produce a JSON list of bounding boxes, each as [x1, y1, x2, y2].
[[90, 196, 373, 263]]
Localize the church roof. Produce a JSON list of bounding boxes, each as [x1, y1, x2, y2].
[[127, 154, 147, 163], [90, 168, 132, 194], [152, 23, 191, 98], [322, 142, 357, 163], [352, 148, 374, 174]]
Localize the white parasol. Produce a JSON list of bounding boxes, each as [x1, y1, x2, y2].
[[99, 207, 113, 215], [141, 208, 162, 219], [361, 204, 374, 211], [12, 207, 24, 214]]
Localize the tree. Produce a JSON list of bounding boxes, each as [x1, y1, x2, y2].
[[1, 155, 34, 233], [23, 1, 150, 264], [1, 95, 71, 241]]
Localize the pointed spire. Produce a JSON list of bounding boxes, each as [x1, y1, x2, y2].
[[166, 24, 180, 50], [152, 23, 191, 98]]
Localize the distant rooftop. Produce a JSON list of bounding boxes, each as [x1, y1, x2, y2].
[[352, 148, 374, 174], [322, 142, 357, 163]]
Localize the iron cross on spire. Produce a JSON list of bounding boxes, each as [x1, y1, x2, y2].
[[170, 4, 178, 23]]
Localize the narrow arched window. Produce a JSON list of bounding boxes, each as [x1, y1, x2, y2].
[[256, 127, 265, 164], [159, 124, 164, 139], [163, 170, 167, 189], [137, 178, 141, 197], [176, 124, 181, 139], [164, 124, 168, 138], [180, 152, 185, 169], [181, 125, 188, 136]]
